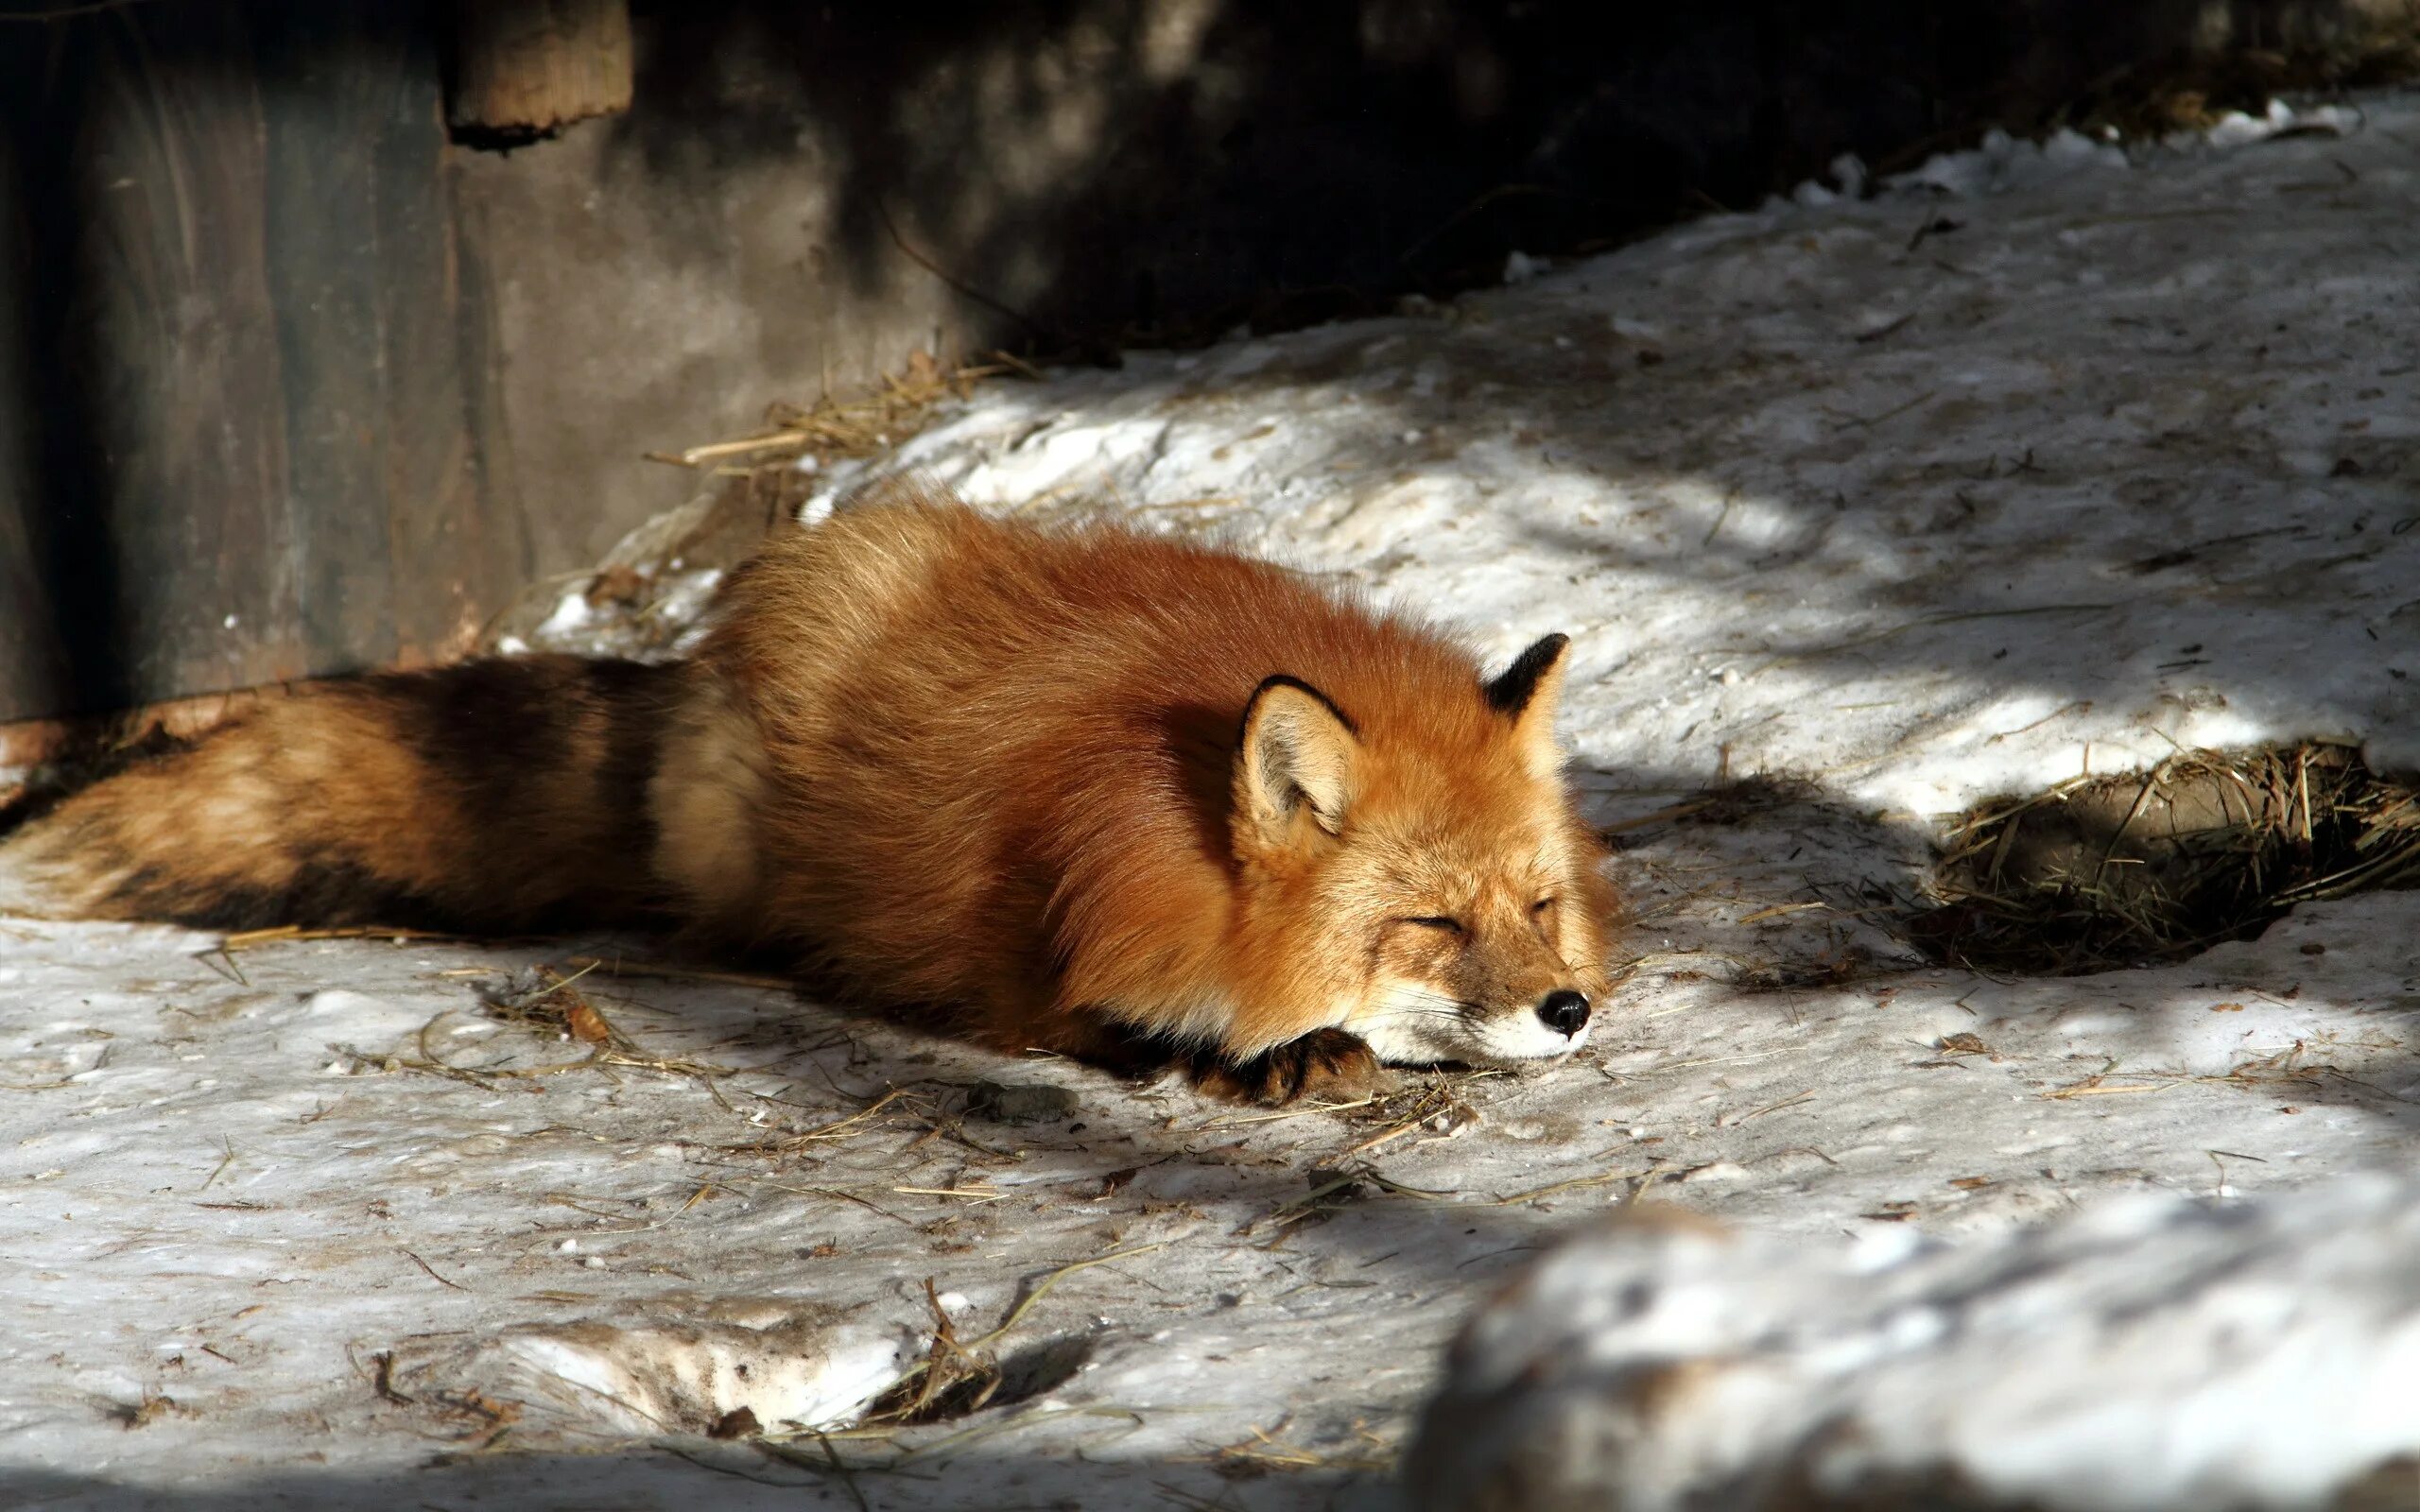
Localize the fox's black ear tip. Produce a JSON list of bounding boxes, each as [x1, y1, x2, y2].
[[1485, 633, 1571, 715], [1242, 673, 1358, 738]]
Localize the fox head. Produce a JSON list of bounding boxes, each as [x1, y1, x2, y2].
[[1228, 633, 1617, 1067]]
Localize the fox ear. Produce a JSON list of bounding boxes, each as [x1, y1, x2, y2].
[[1486, 633, 1570, 781], [1235, 676, 1359, 848]]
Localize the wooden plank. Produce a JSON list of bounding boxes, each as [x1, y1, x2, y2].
[[259, 6, 405, 674], [0, 1, 519, 725], [446, 0, 633, 141], [0, 50, 82, 722], [390, 41, 533, 663], [253, 1, 525, 675], [76, 4, 301, 708], [256, 2, 527, 675]]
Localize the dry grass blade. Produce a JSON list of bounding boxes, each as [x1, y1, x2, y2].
[[851, 1242, 1172, 1431], [219, 923, 463, 951], [962, 1242, 1172, 1356], [1734, 900, 1830, 925], [1486, 1165, 1645, 1206], [2039, 1039, 2414, 1105], [652, 354, 1010, 482], [341, 966, 738, 1092], [888, 1403, 1151, 1464], [719, 1086, 954, 1167], [1333, 1073, 1489, 1157], [1198, 1095, 1378, 1130], [1249, 1162, 1459, 1234], [878, 1279, 994, 1425], [563, 955, 799, 992], [749, 1434, 873, 1511], [792, 1088, 914, 1141], [1214, 1418, 1323, 1470], [2039, 1076, 2185, 1099]]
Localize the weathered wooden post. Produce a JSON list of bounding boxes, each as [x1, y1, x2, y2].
[[446, 0, 633, 144]]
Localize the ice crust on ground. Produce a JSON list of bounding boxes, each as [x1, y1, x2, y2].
[[4, 92, 2420, 1510], [1409, 1180, 2420, 1512]]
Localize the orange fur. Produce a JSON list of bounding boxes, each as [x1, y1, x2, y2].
[[6, 492, 1620, 1099]]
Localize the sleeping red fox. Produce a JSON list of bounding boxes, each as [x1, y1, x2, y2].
[[5, 491, 1618, 1102]]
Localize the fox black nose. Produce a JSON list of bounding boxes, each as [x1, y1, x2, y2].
[[1536, 990, 1591, 1037]]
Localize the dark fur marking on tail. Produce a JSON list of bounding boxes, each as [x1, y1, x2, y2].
[[1484, 633, 1569, 716], [104, 860, 459, 935], [390, 655, 668, 812], [590, 660, 675, 872], [393, 658, 588, 835], [388, 656, 680, 917]]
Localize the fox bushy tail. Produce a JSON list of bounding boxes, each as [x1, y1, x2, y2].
[[4, 655, 687, 932]]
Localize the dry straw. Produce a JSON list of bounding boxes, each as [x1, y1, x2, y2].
[[1915, 743, 2420, 973], [647, 352, 1011, 482]]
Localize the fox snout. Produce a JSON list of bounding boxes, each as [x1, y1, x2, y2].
[[1410, 981, 1599, 1067], [1536, 988, 1591, 1038], [1440, 923, 1602, 1063], [1352, 967, 1601, 1068], [1466, 980, 1597, 1062]]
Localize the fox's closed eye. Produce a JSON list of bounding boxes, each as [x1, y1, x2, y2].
[[1403, 916, 1464, 934], [1530, 897, 1556, 914]]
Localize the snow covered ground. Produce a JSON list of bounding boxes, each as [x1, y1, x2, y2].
[[5, 92, 2420, 1509], [1410, 1178, 2420, 1511]]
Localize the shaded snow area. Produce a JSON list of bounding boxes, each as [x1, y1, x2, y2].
[[1409, 1181, 2420, 1512], [6, 92, 2420, 1510]]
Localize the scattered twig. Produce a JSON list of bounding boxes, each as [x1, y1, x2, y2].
[[403, 1248, 470, 1293], [1486, 1166, 1645, 1206], [564, 955, 799, 992], [1737, 1089, 1817, 1123], [197, 1137, 236, 1192], [853, 1241, 1174, 1431], [219, 923, 458, 952], [1831, 389, 1933, 431], [876, 199, 1066, 350]]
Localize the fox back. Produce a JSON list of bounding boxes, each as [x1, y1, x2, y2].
[[6, 495, 1618, 1093]]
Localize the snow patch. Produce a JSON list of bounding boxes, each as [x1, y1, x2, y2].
[[537, 591, 594, 638], [1411, 1181, 2420, 1511], [394, 1305, 913, 1440]]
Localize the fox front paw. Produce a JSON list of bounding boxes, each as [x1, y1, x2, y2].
[[1195, 1028, 1393, 1107]]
